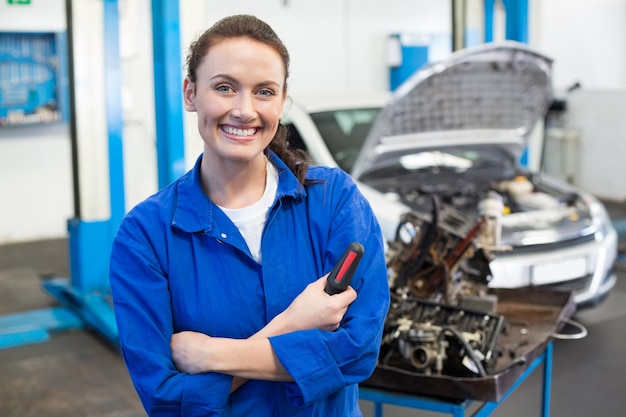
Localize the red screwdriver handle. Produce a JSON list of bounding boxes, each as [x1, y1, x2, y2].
[[325, 242, 364, 295]]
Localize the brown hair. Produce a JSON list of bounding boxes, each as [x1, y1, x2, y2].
[[185, 14, 310, 185]]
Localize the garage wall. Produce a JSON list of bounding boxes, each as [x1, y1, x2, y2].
[[0, 0, 158, 244], [531, 0, 626, 91], [1, 0, 626, 245], [562, 89, 626, 201], [181, 0, 453, 165], [0, 0, 74, 243], [0, 125, 72, 243], [184, 0, 450, 95], [531, 0, 626, 201]]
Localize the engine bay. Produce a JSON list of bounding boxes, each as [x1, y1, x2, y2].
[[364, 194, 577, 401], [371, 168, 594, 251]]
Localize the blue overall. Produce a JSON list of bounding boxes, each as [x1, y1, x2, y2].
[[109, 152, 390, 416]]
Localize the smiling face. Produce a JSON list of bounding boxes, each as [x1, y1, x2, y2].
[[183, 37, 286, 169]]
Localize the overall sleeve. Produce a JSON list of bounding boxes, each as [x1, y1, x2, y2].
[[268, 174, 391, 407], [109, 210, 231, 416]]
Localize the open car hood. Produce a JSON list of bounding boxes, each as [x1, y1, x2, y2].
[[352, 42, 553, 179]]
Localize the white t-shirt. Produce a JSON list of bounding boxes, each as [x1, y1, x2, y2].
[[218, 160, 278, 263]]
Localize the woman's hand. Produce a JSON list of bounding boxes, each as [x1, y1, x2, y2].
[[171, 331, 212, 374], [282, 275, 357, 331]]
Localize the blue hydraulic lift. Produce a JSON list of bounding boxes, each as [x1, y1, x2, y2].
[[0, 0, 185, 349]]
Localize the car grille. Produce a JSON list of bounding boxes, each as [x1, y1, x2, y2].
[[531, 260, 615, 296], [497, 233, 597, 256], [534, 275, 593, 294]]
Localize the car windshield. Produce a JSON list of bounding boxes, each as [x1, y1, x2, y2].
[[310, 108, 380, 172]]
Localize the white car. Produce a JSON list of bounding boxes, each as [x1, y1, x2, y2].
[[283, 42, 618, 308]]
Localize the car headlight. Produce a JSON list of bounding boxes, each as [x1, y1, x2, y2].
[[583, 194, 613, 241]]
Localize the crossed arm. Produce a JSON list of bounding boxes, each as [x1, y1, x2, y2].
[[170, 275, 357, 391]]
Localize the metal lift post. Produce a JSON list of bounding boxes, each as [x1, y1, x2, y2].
[[0, 0, 184, 350]]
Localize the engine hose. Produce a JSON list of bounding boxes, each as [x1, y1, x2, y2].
[[551, 317, 588, 340], [438, 326, 487, 377]]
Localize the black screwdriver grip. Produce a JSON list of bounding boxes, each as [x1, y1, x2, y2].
[[324, 242, 364, 295]]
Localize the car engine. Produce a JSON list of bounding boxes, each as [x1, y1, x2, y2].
[[381, 195, 510, 377]]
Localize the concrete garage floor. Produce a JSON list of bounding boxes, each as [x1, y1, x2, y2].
[[1, 201, 625, 417]]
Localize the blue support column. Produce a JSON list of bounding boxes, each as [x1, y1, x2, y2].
[[104, 0, 127, 229], [484, 0, 528, 43], [388, 34, 429, 91], [39, 0, 125, 347], [484, 0, 530, 167], [0, 0, 124, 349], [503, 0, 528, 43], [151, 0, 186, 188], [484, 0, 496, 42], [502, 0, 530, 167]]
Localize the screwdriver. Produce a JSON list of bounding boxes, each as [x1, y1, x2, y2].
[[324, 242, 364, 295]]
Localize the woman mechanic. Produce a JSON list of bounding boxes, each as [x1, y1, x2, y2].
[[109, 14, 390, 417]]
